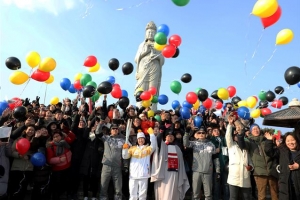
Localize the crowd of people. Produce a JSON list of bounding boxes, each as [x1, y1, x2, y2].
[[0, 95, 299, 200]]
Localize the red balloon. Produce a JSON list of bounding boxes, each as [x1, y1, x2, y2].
[[261, 6, 281, 29], [108, 110, 113, 119], [186, 92, 198, 104], [261, 108, 272, 116], [113, 83, 120, 88], [227, 86, 236, 98], [16, 138, 30, 155], [148, 87, 157, 95], [162, 45, 176, 58], [215, 100, 223, 109], [202, 98, 213, 109], [169, 34, 182, 47], [83, 55, 97, 67], [31, 69, 50, 82], [74, 80, 83, 90], [271, 99, 283, 109], [140, 91, 151, 101], [111, 87, 122, 99], [253, 96, 258, 102]]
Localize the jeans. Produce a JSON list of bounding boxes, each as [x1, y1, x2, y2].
[[213, 171, 229, 200], [228, 185, 251, 200]]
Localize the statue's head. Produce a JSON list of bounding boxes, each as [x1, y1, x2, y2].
[[145, 21, 157, 42]]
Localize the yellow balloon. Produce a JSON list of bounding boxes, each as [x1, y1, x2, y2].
[[154, 43, 166, 51], [217, 88, 229, 100], [148, 110, 154, 117], [135, 87, 144, 95], [252, 0, 278, 18], [50, 97, 59, 105], [193, 99, 200, 110], [142, 100, 151, 108], [276, 29, 294, 45], [251, 109, 261, 118], [88, 62, 100, 73], [74, 73, 82, 81], [26, 51, 41, 68], [247, 96, 257, 109], [45, 74, 54, 84], [237, 100, 248, 107], [9, 71, 29, 85], [39, 57, 56, 72]]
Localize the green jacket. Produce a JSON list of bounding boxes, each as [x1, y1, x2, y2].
[[209, 136, 229, 172]]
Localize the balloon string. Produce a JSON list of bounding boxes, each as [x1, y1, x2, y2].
[[243, 13, 252, 76], [249, 47, 277, 85], [19, 79, 31, 97], [251, 28, 265, 59], [44, 84, 48, 105]]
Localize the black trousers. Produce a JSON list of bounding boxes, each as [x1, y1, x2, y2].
[[8, 170, 33, 200]]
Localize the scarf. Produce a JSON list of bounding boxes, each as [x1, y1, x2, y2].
[[167, 145, 179, 171], [54, 140, 70, 156]]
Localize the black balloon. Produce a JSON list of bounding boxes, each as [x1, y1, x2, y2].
[[210, 90, 219, 100], [231, 96, 241, 106], [258, 100, 269, 108], [266, 90, 276, 102], [122, 62, 134, 75], [83, 85, 96, 98], [5, 57, 21, 70], [279, 96, 288, 106], [172, 48, 180, 58], [135, 91, 143, 102], [274, 86, 284, 94], [108, 58, 119, 71], [174, 106, 181, 117], [13, 106, 27, 119], [181, 73, 192, 83], [119, 97, 130, 110], [216, 99, 223, 104], [97, 81, 113, 94], [284, 66, 300, 85], [197, 89, 208, 102]]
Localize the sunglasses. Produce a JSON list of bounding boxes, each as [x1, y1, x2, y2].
[[196, 132, 206, 135]]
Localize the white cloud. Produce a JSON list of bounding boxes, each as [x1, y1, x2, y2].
[[2, 0, 83, 15]]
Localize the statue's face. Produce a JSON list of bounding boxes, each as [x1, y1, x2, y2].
[[145, 29, 156, 41]]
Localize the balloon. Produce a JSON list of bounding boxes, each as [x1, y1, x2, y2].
[[26, 51, 41, 68], [252, 0, 278, 18], [135, 90, 143, 102], [215, 101, 223, 110], [279, 96, 288, 105], [247, 96, 257, 109], [122, 62, 134, 75], [227, 86, 236, 98], [261, 107, 272, 116], [151, 95, 158, 103], [31, 69, 50, 82], [68, 84, 77, 93], [74, 73, 82, 81], [197, 89, 208, 102], [142, 100, 151, 108], [251, 109, 261, 118], [74, 80, 83, 90], [148, 87, 157, 95], [265, 90, 276, 102], [172, 100, 181, 110], [0, 101, 9, 115], [140, 91, 151, 101], [157, 24, 170, 37], [172, 48, 180, 58], [108, 110, 113, 119], [30, 152, 46, 167], [97, 81, 113, 94], [80, 74, 92, 86], [258, 100, 269, 108], [193, 116, 203, 128], [50, 97, 59, 105], [172, 0, 190, 6], [60, 78, 71, 91], [162, 45, 176, 58], [119, 97, 130, 110], [180, 107, 191, 119], [169, 34, 182, 47], [258, 91, 267, 101], [182, 101, 193, 109], [5, 57, 21, 70], [108, 58, 119, 71], [45, 74, 54, 84], [148, 110, 154, 118], [237, 100, 247, 107], [154, 32, 167, 45], [261, 6, 281, 29], [113, 84, 120, 88], [193, 99, 200, 110], [86, 81, 97, 88], [170, 81, 182, 94], [237, 106, 250, 120], [154, 115, 161, 122], [217, 88, 229, 100], [231, 96, 242, 106], [210, 90, 219, 100], [13, 106, 27, 119], [274, 86, 284, 94], [121, 90, 128, 97], [91, 92, 100, 102], [181, 73, 192, 83], [158, 94, 168, 105], [202, 98, 213, 109], [111, 87, 122, 99], [298, 82, 300, 88], [276, 29, 294, 45], [83, 85, 96, 98], [195, 87, 201, 94], [39, 57, 56, 72], [154, 43, 166, 51], [9, 71, 29, 85], [186, 92, 198, 104], [271, 99, 283, 109], [16, 138, 30, 155], [106, 76, 116, 85], [88, 62, 100, 72], [83, 55, 97, 67], [284, 66, 300, 85]]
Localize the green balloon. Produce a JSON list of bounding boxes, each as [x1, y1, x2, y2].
[[170, 81, 182, 94], [80, 74, 92, 86], [91, 92, 100, 102], [154, 32, 167, 45], [151, 95, 158, 103], [154, 115, 161, 122], [195, 87, 202, 94], [172, 0, 190, 6], [86, 81, 97, 88], [258, 91, 267, 101]]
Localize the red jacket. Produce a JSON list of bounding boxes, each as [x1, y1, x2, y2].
[[141, 120, 155, 135], [47, 144, 72, 171]]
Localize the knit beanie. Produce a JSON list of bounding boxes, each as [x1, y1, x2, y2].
[[250, 123, 260, 132]]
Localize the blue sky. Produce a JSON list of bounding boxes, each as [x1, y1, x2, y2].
[[0, 0, 299, 132]]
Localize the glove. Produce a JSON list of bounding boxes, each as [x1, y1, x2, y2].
[[216, 173, 221, 182], [23, 98, 30, 106], [245, 165, 253, 171], [148, 127, 154, 135], [36, 96, 40, 104], [123, 143, 129, 149]]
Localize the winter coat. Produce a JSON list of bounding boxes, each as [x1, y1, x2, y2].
[[0, 145, 10, 196], [46, 143, 72, 171]]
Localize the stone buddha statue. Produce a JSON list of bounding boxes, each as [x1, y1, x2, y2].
[[134, 21, 165, 111]]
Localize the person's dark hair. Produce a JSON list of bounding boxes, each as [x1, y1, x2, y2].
[[283, 131, 300, 151]]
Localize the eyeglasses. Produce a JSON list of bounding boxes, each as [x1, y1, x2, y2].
[[196, 132, 206, 135]]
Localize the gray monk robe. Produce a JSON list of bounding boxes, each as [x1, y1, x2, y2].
[[151, 141, 190, 200]]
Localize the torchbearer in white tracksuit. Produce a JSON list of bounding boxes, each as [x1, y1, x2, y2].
[[122, 128, 156, 200]]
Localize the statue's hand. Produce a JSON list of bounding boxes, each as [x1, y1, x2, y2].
[[135, 73, 140, 80]]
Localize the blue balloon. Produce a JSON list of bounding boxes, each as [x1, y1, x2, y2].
[[107, 76, 115, 85], [60, 78, 71, 91], [172, 100, 180, 110], [121, 90, 128, 97], [194, 116, 203, 128], [180, 107, 191, 119], [0, 101, 9, 115], [182, 101, 192, 109], [198, 105, 206, 115], [158, 94, 168, 105], [157, 24, 170, 37], [298, 82, 300, 88], [237, 106, 250, 120], [30, 152, 46, 167], [68, 84, 77, 94]]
